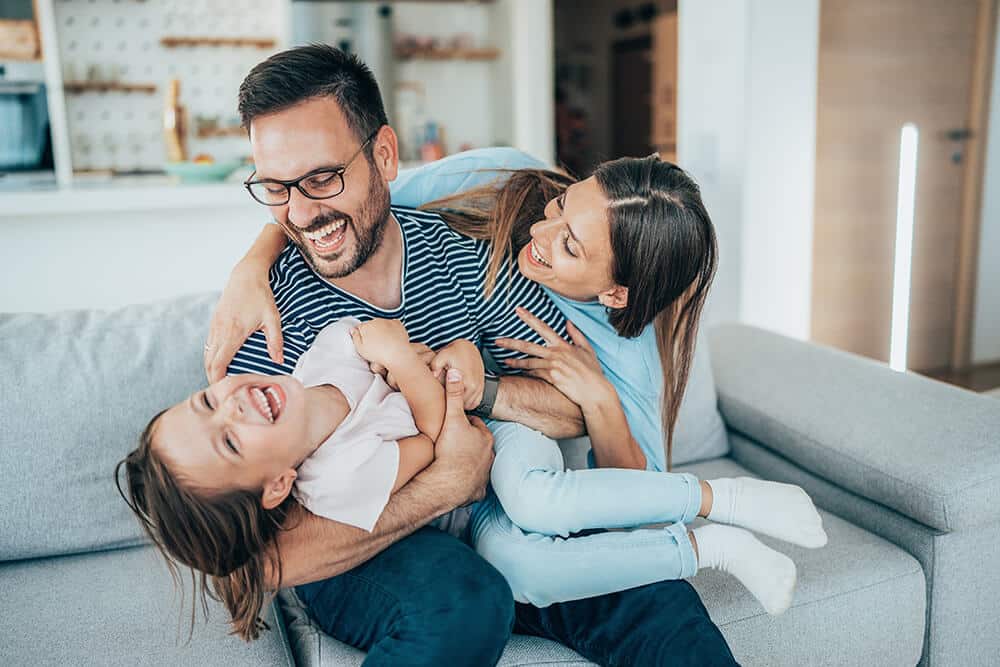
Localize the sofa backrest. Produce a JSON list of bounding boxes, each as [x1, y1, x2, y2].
[[0, 293, 216, 561]]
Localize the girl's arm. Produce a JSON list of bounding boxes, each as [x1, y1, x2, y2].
[[579, 394, 647, 470], [392, 435, 435, 491], [350, 319, 446, 441]]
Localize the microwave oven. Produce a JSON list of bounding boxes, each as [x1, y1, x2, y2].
[[0, 60, 53, 173]]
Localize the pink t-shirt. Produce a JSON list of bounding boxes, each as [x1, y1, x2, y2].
[[291, 318, 418, 532]]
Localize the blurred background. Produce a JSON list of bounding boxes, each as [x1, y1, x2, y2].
[[1, 0, 997, 394]]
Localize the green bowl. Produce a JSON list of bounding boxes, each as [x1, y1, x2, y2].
[[163, 160, 242, 183]]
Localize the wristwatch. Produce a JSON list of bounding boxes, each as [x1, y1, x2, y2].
[[469, 372, 500, 419]]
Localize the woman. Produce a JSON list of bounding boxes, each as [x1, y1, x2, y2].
[[207, 151, 826, 616]]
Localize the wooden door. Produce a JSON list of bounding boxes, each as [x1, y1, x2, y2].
[[651, 12, 677, 163], [811, 0, 994, 371]]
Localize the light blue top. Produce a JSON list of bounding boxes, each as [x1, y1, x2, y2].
[[391, 147, 666, 473]]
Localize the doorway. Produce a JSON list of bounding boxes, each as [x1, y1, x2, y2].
[[810, 0, 997, 373]]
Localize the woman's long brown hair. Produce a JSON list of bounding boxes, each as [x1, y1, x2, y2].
[[423, 156, 717, 470], [115, 412, 297, 642]]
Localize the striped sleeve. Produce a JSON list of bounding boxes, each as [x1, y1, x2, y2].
[[475, 248, 568, 369]]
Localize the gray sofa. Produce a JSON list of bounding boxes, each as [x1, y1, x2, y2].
[[2, 293, 998, 666]]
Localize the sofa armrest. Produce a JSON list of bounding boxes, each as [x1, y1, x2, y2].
[[708, 324, 1000, 532]]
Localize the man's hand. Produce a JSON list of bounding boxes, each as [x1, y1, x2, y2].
[[430, 340, 486, 410], [431, 368, 494, 507], [205, 261, 283, 382]]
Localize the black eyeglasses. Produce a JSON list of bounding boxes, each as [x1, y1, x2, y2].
[[244, 130, 379, 207]]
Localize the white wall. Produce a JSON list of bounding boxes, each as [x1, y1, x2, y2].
[[739, 0, 819, 339], [677, 0, 819, 337], [972, 9, 1000, 364], [677, 0, 748, 327]]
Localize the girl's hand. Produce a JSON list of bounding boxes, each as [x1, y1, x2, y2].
[[205, 261, 283, 382], [350, 319, 412, 369], [495, 307, 615, 410], [430, 340, 485, 410]]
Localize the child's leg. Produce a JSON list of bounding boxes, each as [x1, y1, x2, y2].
[[486, 421, 827, 548], [469, 492, 796, 614], [486, 420, 701, 537]]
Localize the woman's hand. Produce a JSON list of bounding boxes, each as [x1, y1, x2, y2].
[[350, 319, 412, 369], [495, 307, 615, 410], [430, 340, 486, 410], [205, 261, 283, 382]]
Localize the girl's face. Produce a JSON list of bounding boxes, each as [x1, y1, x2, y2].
[[154, 373, 310, 493], [516, 176, 626, 306]]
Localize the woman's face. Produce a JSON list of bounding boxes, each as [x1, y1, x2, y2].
[[154, 373, 309, 493], [516, 176, 620, 303]]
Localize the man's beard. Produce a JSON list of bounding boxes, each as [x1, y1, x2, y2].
[[290, 167, 391, 280]]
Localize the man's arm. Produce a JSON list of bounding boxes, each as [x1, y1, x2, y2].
[[266, 370, 493, 589], [491, 375, 585, 439]]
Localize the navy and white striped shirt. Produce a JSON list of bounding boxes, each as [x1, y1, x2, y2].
[[228, 205, 567, 377]]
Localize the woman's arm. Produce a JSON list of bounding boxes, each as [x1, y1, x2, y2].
[[205, 223, 289, 381], [498, 309, 646, 469]]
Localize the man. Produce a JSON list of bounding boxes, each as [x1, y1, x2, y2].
[[214, 44, 736, 665]]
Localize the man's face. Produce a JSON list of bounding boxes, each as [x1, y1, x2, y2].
[[250, 97, 393, 279]]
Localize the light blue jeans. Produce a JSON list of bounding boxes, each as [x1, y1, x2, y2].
[[468, 420, 702, 608]]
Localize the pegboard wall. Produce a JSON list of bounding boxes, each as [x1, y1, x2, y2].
[[53, 0, 284, 172]]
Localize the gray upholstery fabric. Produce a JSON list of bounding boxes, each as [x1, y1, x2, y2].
[[0, 545, 294, 666], [678, 458, 926, 667], [277, 589, 596, 666], [728, 432, 1000, 666], [279, 456, 925, 667], [709, 324, 1000, 532], [0, 293, 217, 561]]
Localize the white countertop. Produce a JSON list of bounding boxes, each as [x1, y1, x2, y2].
[[1, 173, 257, 217]]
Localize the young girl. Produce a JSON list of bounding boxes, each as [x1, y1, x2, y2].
[[116, 316, 467, 641]]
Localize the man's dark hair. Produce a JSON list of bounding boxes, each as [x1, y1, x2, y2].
[[238, 43, 387, 151]]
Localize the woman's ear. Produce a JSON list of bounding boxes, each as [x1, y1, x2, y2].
[[598, 285, 629, 310], [261, 469, 297, 510]]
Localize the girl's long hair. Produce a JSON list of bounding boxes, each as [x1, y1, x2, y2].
[[423, 156, 717, 469], [115, 412, 297, 642]]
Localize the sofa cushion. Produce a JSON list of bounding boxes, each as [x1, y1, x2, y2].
[[276, 455, 925, 667], [678, 457, 926, 666], [0, 293, 217, 561], [0, 544, 294, 666]]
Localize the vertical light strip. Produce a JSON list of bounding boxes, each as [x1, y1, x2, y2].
[[889, 123, 919, 372]]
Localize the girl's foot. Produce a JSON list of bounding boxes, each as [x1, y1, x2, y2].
[[693, 524, 797, 615], [705, 477, 828, 548]]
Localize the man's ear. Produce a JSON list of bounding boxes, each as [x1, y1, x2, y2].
[[261, 469, 297, 510], [372, 125, 400, 183], [597, 285, 629, 310]]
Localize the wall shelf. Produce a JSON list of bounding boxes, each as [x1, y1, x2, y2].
[[63, 81, 157, 94], [394, 47, 500, 62], [196, 126, 245, 139], [160, 36, 277, 49]]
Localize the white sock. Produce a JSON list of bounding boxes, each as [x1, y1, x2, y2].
[[706, 477, 828, 548], [693, 524, 796, 615]]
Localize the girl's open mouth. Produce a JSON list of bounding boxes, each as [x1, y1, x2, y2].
[[249, 384, 285, 423]]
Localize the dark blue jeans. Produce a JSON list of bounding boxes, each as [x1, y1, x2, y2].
[[296, 526, 737, 666]]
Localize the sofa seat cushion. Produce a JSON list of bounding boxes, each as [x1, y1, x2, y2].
[[679, 458, 927, 666], [275, 456, 925, 667], [0, 545, 294, 666]]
